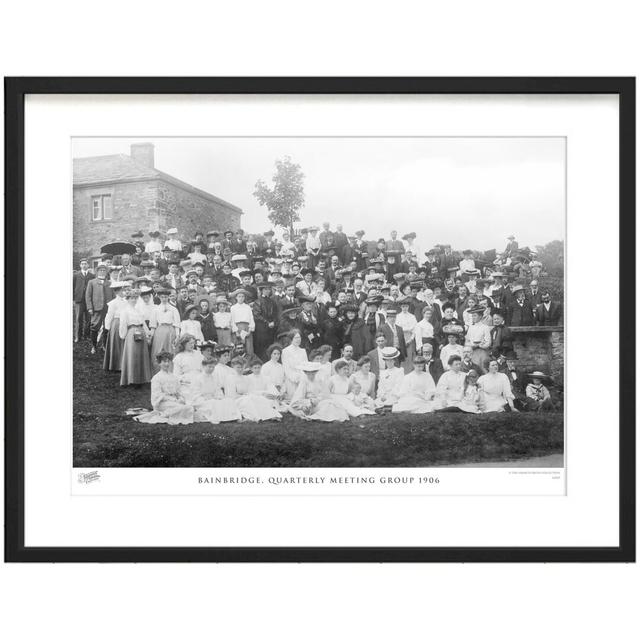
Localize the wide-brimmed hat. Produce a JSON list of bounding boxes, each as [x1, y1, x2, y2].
[[299, 361, 322, 372], [229, 288, 250, 298], [184, 304, 198, 315], [381, 346, 401, 360], [231, 254, 247, 262], [297, 295, 315, 304], [167, 228, 178, 235], [198, 340, 217, 351], [280, 306, 301, 316], [511, 284, 525, 294], [507, 235, 516, 240], [442, 324, 465, 336], [355, 230, 365, 236], [463, 268, 481, 276], [527, 371, 553, 384], [109, 280, 127, 289]]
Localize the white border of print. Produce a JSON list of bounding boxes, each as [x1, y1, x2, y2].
[[24, 94, 618, 548]]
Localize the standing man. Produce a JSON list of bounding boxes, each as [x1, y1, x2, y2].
[[528, 279, 543, 307], [84, 263, 113, 354], [508, 285, 535, 326], [504, 234, 519, 257], [73, 258, 94, 342], [385, 230, 404, 253], [535, 290, 563, 326], [380, 309, 407, 367], [319, 222, 336, 256], [334, 224, 348, 259]]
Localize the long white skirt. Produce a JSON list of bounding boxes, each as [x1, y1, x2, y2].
[[236, 394, 282, 422], [134, 398, 194, 425], [194, 397, 242, 423], [392, 395, 435, 414], [330, 394, 376, 417]]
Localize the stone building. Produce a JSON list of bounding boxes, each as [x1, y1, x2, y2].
[[73, 143, 243, 263]]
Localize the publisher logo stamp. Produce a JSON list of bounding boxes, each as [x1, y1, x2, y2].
[[78, 470, 101, 484]]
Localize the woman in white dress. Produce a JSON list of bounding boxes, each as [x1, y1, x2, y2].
[[349, 356, 377, 399], [260, 343, 288, 410], [135, 351, 194, 425], [103, 280, 129, 372], [149, 288, 181, 372], [178, 304, 204, 344], [282, 330, 309, 400], [375, 347, 405, 408], [172, 333, 204, 400], [434, 355, 466, 410], [119, 289, 153, 387], [213, 346, 235, 396], [227, 357, 282, 422], [289, 362, 349, 422], [392, 355, 436, 414], [478, 360, 518, 413], [189, 356, 241, 423], [328, 360, 376, 417], [396, 298, 418, 373], [317, 345, 333, 386]]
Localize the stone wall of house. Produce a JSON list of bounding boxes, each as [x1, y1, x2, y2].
[[73, 181, 158, 261], [510, 326, 564, 387], [73, 179, 243, 265], [156, 180, 242, 240]]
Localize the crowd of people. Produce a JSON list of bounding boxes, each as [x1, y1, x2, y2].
[[73, 224, 562, 423]]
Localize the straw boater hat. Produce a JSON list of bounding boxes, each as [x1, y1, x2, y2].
[[167, 228, 178, 235], [381, 346, 401, 360], [198, 340, 217, 351], [299, 361, 322, 372], [184, 304, 198, 316], [231, 254, 247, 262], [511, 284, 525, 294], [109, 280, 127, 290], [229, 288, 250, 298], [527, 371, 553, 384]]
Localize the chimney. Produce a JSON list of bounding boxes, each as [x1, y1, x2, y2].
[[130, 142, 155, 168]]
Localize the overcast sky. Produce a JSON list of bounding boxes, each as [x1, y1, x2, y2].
[[73, 137, 564, 251]]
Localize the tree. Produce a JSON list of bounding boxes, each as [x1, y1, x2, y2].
[[253, 156, 305, 235], [535, 239, 564, 277]]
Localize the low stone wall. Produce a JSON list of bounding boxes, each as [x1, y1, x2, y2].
[[510, 326, 564, 387]]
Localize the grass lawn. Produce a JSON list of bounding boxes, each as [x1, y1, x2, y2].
[[73, 341, 564, 468]]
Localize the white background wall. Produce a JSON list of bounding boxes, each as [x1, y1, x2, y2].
[[1, 2, 638, 639]]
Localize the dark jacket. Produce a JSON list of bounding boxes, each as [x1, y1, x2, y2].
[[73, 270, 94, 304], [508, 300, 535, 327], [426, 358, 444, 384], [322, 316, 344, 359], [490, 324, 514, 358], [351, 312, 386, 358], [535, 301, 563, 326], [84, 277, 113, 313], [380, 321, 407, 362]]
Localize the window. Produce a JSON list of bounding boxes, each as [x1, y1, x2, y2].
[[91, 194, 113, 221]]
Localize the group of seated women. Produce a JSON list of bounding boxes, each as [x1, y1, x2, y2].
[[133, 328, 552, 425]]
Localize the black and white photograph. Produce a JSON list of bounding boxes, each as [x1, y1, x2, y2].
[[72, 136, 565, 470]]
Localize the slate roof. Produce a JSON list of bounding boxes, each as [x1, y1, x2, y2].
[[73, 153, 242, 212]]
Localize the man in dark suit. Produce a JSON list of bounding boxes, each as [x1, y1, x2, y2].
[[507, 285, 535, 326], [380, 309, 407, 364], [333, 224, 348, 258], [528, 279, 543, 307], [84, 263, 113, 353], [366, 333, 388, 380], [351, 298, 386, 358], [73, 258, 94, 342], [422, 343, 444, 383], [489, 309, 515, 358], [535, 290, 563, 326]]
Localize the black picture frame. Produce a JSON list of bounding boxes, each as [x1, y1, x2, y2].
[[4, 77, 635, 563]]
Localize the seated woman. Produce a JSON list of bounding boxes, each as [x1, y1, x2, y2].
[[434, 355, 466, 411], [345, 379, 376, 413], [289, 361, 350, 422], [375, 347, 405, 409], [227, 356, 283, 422], [135, 351, 194, 425], [328, 360, 376, 417], [478, 360, 519, 413], [260, 343, 287, 408], [349, 356, 377, 399], [281, 330, 309, 401], [459, 369, 481, 413], [190, 356, 241, 423], [392, 355, 436, 414], [172, 333, 204, 400], [317, 344, 334, 386], [524, 371, 555, 411]]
